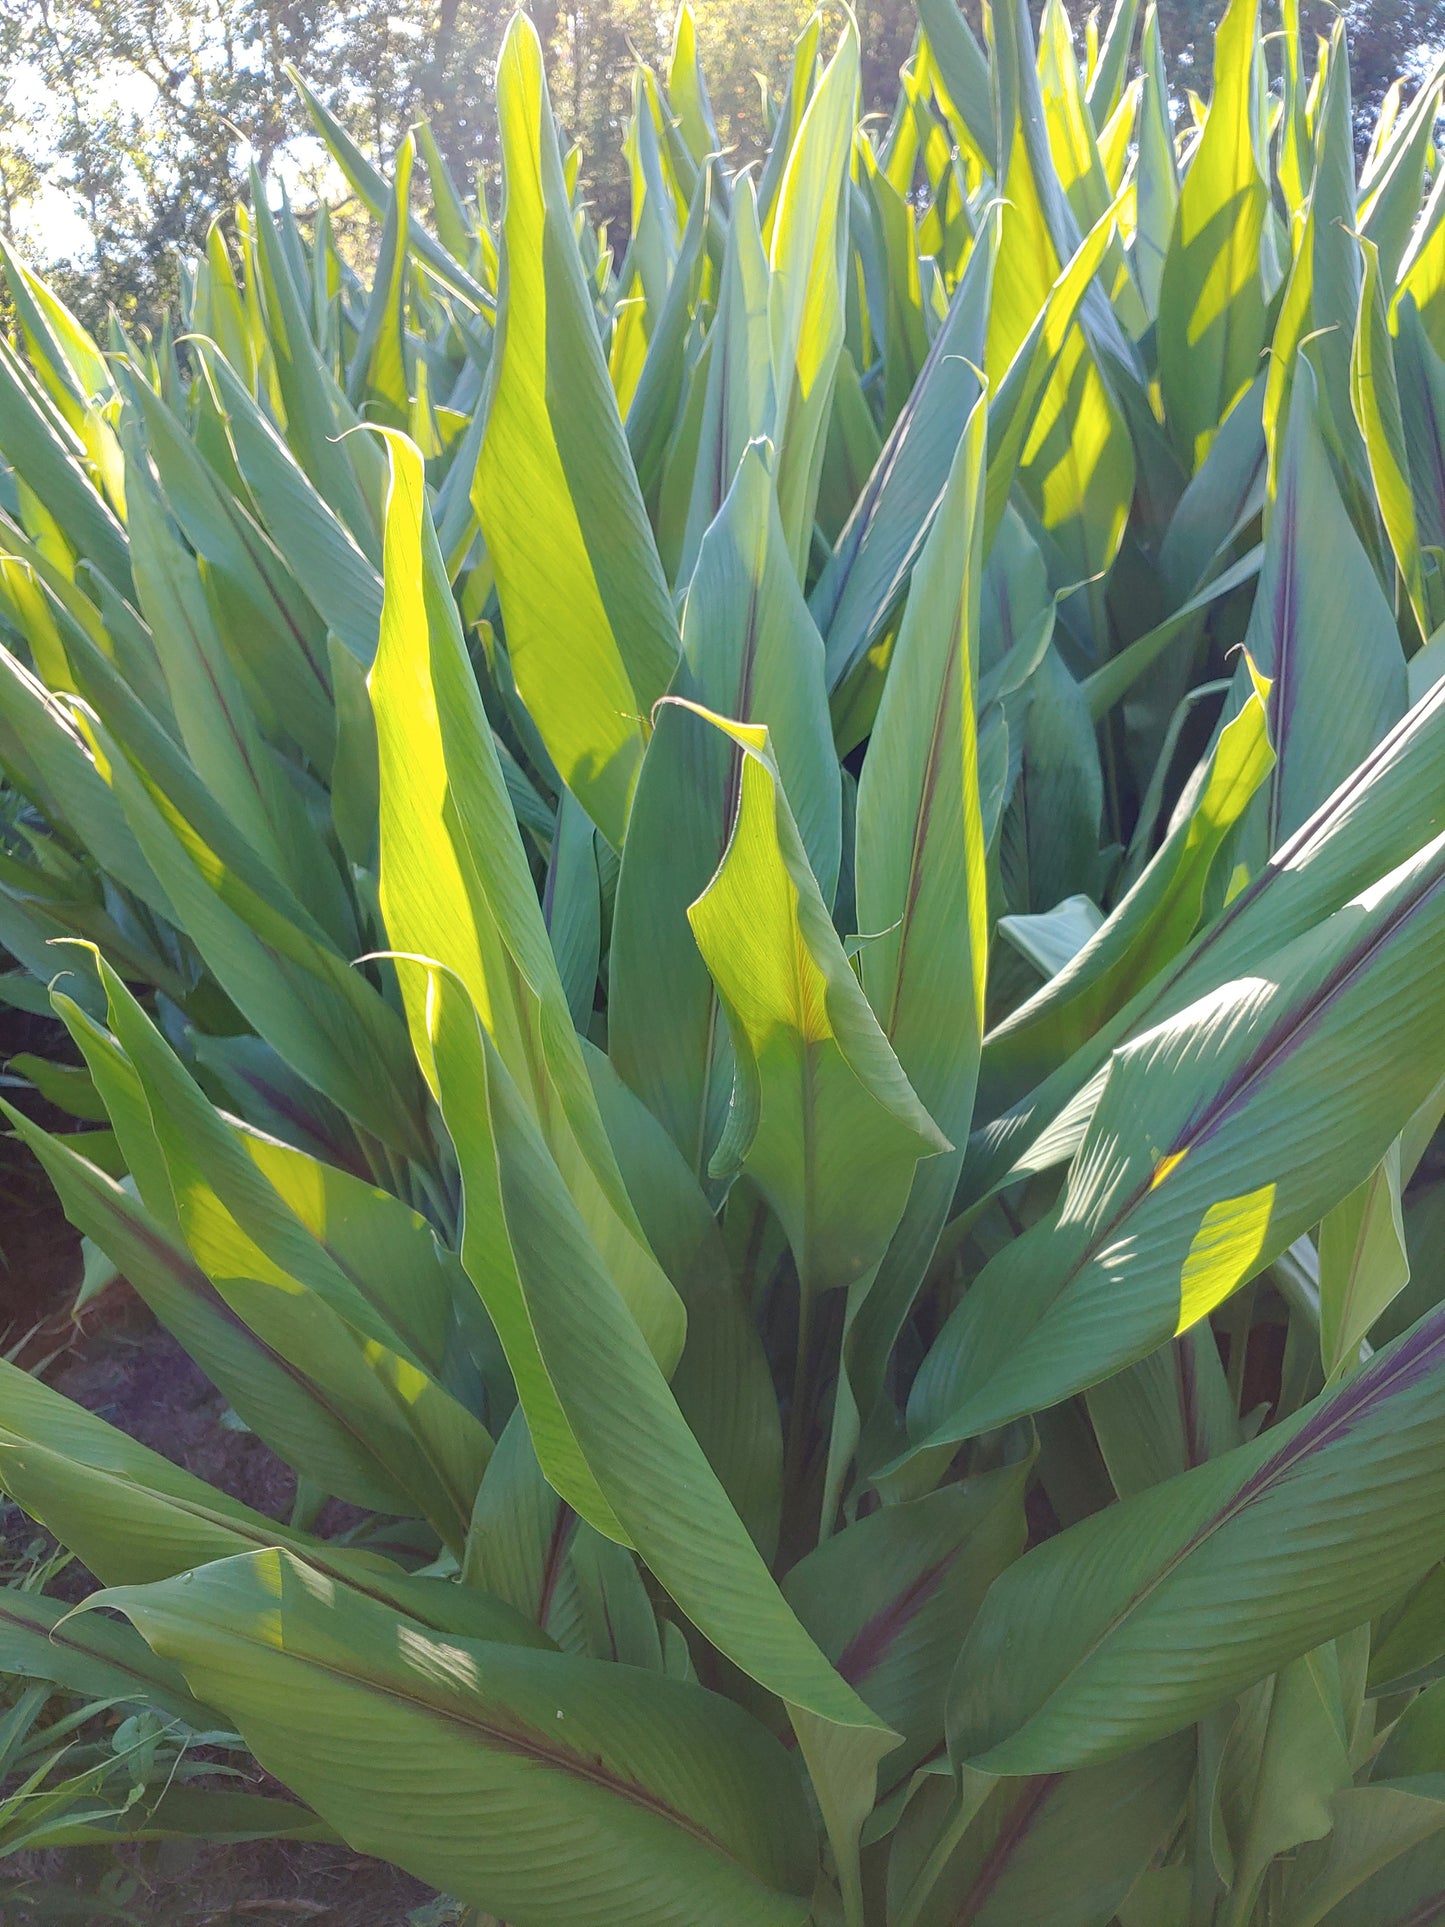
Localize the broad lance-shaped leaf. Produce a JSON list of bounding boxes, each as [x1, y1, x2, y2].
[[979, 662, 1274, 1113], [1260, 26, 1361, 496], [979, 193, 1122, 559], [914, 0, 994, 167], [1133, 2, 1178, 318], [0, 1095, 475, 1520], [417, 971, 896, 1924], [1354, 240, 1438, 642], [1277, 1778, 1445, 1927], [248, 182, 383, 558], [346, 131, 413, 427], [0, 1584, 205, 1729], [0, 639, 162, 914], [683, 708, 949, 1302], [677, 182, 774, 583], [947, 1294, 1445, 1776], [94, 1548, 817, 1927], [118, 367, 335, 777], [121, 423, 354, 950], [782, 1459, 1028, 1783], [611, 444, 840, 1185], [474, 14, 679, 848], [1212, 1642, 1358, 1912], [55, 970, 492, 1394], [766, 20, 858, 575], [1157, 0, 1268, 465], [0, 1357, 542, 1647], [841, 395, 988, 1461], [584, 1046, 784, 1562], [1086, 1324, 1239, 1501], [61, 649, 428, 1160], [627, 155, 713, 516], [194, 346, 383, 666], [886, 1740, 1193, 1927], [1233, 360, 1405, 855], [288, 67, 493, 313], [962, 671, 1445, 1215], [986, 0, 1134, 643], [0, 333, 131, 591], [1319, 1137, 1411, 1379], [373, 433, 684, 1371], [907, 825, 1445, 1453], [49, 958, 492, 1551], [0, 233, 116, 438], [810, 217, 992, 692]]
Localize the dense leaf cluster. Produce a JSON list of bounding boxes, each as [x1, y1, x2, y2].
[[2, 1, 1445, 1921]]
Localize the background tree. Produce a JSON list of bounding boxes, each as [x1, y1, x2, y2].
[[1, 0, 1442, 329]]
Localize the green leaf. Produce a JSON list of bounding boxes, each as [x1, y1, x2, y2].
[[95, 1547, 817, 1927], [474, 15, 680, 848], [0, 1356, 541, 1647], [1236, 362, 1406, 854], [116, 368, 335, 773], [1319, 1138, 1411, 1379], [248, 185, 382, 555], [1354, 240, 1437, 641], [842, 395, 988, 1453], [194, 345, 384, 665], [416, 967, 897, 1921], [584, 1044, 784, 1559], [1277, 1777, 1445, 1926], [0, 1586, 204, 1727], [346, 133, 414, 428], [677, 181, 774, 582], [289, 66, 494, 314], [51, 962, 492, 1548], [683, 707, 948, 1301], [915, 0, 995, 167], [1133, 3, 1179, 317], [888, 1740, 1193, 1927], [3, 1094, 469, 1515], [1086, 1326, 1239, 1499], [782, 1458, 1028, 1780], [91, 718, 429, 1160], [980, 665, 1274, 1112], [611, 444, 840, 1183], [810, 221, 991, 691], [763, 19, 857, 573], [5, 1052, 107, 1121], [913, 826, 1445, 1449], [948, 1294, 1445, 1774], [0, 334, 131, 590], [1157, 0, 1268, 466], [964, 650, 1445, 1223], [372, 433, 684, 1368], [1212, 1646, 1355, 1908]]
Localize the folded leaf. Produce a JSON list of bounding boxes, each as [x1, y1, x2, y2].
[[611, 445, 840, 1183], [684, 708, 948, 1301]]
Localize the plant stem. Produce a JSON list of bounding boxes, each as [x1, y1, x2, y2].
[[890, 1770, 995, 1927]]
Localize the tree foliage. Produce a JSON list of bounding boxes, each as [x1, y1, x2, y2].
[[4, 0, 1442, 329]]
